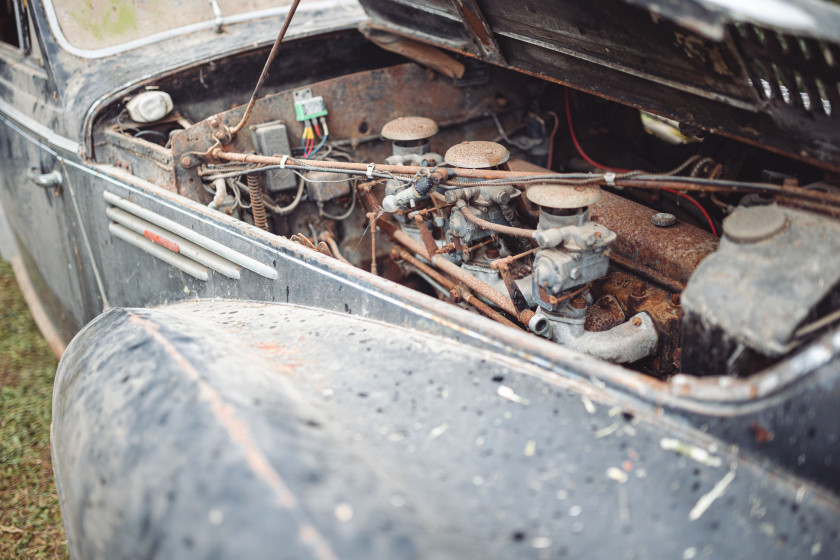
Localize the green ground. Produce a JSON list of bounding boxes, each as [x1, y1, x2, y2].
[[0, 259, 68, 558]]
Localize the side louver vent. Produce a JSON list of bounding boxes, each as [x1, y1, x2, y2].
[[104, 191, 278, 281], [734, 24, 840, 118]]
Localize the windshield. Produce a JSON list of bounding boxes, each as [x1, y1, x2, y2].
[[49, 0, 299, 51]]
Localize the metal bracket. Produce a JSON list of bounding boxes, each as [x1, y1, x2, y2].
[[449, 0, 506, 66]]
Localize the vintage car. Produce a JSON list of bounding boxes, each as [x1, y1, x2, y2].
[[1, 0, 839, 558]]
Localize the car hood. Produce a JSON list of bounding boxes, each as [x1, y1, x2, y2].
[[357, 0, 840, 172]]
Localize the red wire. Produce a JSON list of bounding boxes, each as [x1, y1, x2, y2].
[[546, 111, 560, 171], [563, 88, 717, 236], [314, 122, 321, 137], [661, 188, 717, 236], [304, 136, 313, 158]]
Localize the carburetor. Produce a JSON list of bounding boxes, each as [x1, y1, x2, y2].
[[442, 141, 521, 248], [381, 116, 443, 214], [381, 116, 442, 167], [527, 184, 658, 363], [529, 184, 615, 308]]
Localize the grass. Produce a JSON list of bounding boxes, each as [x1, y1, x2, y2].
[[0, 259, 68, 559]]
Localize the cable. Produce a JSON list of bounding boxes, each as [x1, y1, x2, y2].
[[308, 134, 328, 159], [563, 88, 718, 236], [319, 186, 357, 220], [260, 176, 306, 216], [662, 188, 717, 236]]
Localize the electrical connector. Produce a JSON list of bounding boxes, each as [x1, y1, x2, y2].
[[294, 96, 328, 122]]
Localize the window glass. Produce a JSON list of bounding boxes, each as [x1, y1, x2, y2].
[[0, 0, 21, 48], [49, 0, 302, 51]]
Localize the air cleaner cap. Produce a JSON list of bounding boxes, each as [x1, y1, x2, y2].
[[381, 116, 439, 141], [723, 205, 787, 243], [444, 141, 510, 169], [526, 184, 602, 209]]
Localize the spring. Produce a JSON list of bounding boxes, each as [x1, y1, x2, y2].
[[247, 172, 268, 230]]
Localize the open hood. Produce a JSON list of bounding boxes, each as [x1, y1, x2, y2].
[[358, 0, 840, 172]]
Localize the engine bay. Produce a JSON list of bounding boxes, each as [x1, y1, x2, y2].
[[92, 29, 840, 381]]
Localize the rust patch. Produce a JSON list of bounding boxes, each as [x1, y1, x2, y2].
[[444, 141, 510, 169], [585, 295, 625, 332], [507, 158, 717, 287], [143, 230, 179, 253], [750, 422, 775, 444], [127, 313, 304, 512], [380, 116, 439, 141]]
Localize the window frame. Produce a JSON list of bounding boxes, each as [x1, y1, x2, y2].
[[0, 0, 31, 55]]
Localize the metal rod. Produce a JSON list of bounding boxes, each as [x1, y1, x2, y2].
[[228, 0, 302, 136], [459, 204, 536, 238], [210, 149, 840, 207], [394, 247, 520, 329], [212, 149, 556, 179], [390, 229, 519, 317]]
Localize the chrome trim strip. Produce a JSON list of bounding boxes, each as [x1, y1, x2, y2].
[[106, 207, 241, 280], [109, 222, 209, 281], [41, 0, 364, 59], [104, 191, 278, 280], [0, 96, 78, 153], [0, 105, 109, 307]]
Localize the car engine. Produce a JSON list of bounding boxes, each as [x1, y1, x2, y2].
[[92, 29, 840, 381]]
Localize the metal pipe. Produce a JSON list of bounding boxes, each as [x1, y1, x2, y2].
[[209, 178, 226, 210], [212, 149, 555, 180], [390, 229, 519, 317], [394, 247, 520, 329], [210, 149, 840, 208], [458, 203, 537, 238], [320, 232, 351, 264]]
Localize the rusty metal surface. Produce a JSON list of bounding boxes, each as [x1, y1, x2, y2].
[[590, 193, 717, 286], [449, 0, 506, 65], [526, 183, 602, 209], [172, 63, 535, 197], [508, 158, 718, 287], [593, 271, 683, 377], [358, 0, 840, 172], [359, 25, 466, 80], [380, 116, 439, 141], [52, 300, 840, 558], [584, 294, 625, 333], [98, 128, 177, 192], [444, 141, 510, 169]]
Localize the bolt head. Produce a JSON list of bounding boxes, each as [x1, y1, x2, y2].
[[632, 317, 643, 327], [214, 129, 226, 140], [179, 156, 192, 167], [651, 212, 677, 228]]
